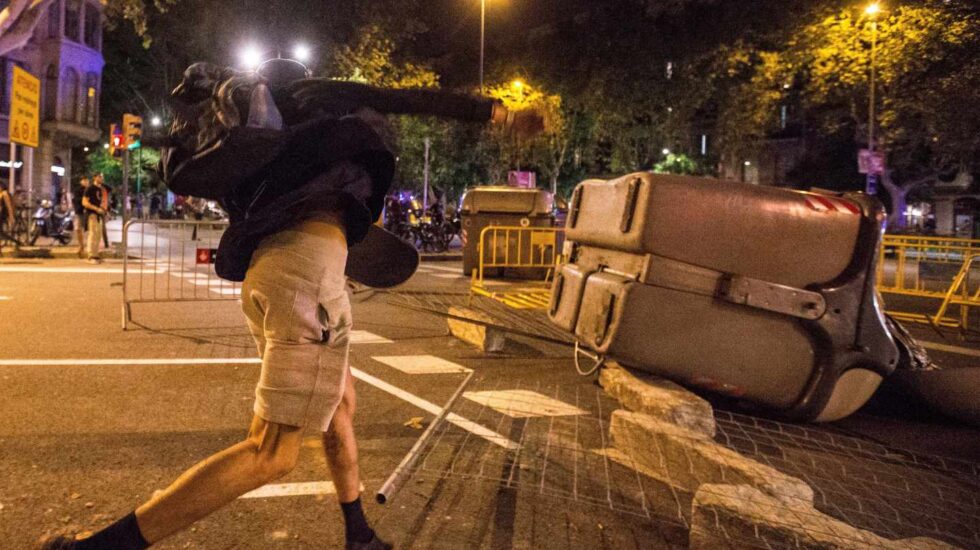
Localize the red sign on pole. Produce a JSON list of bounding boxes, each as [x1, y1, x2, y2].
[[858, 149, 886, 175], [507, 171, 537, 189]]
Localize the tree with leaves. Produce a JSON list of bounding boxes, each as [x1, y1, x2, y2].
[[687, 0, 979, 225]]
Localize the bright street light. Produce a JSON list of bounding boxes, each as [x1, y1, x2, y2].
[[150, 116, 162, 127], [103, 143, 109, 149], [294, 44, 311, 62], [662, 148, 671, 155], [239, 45, 264, 69], [511, 79, 524, 91], [864, 2, 882, 194]]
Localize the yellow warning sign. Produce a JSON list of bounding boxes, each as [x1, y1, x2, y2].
[[8, 66, 40, 148]]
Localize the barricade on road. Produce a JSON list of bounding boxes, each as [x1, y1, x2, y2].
[[469, 225, 563, 309], [122, 219, 240, 329], [877, 235, 980, 298], [928, 252, 980, 331], [878, 235, 980, 330]]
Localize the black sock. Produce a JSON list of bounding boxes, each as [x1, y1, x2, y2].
[[340, 497, 374, 543], [74, 512, 149, 550]]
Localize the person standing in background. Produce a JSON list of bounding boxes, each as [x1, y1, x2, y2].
[[99, 176, 111, 248], [72, 178, 90, 258], [83, 174, 107, 263]]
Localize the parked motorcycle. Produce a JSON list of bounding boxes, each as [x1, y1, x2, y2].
[[29, 199, 74, 245]]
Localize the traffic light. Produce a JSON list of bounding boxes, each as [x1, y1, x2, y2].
[[122, 113, 143, 149], [109, 123, 123, 157]]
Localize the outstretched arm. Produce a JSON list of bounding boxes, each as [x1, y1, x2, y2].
[[288, 80, 544, 138]]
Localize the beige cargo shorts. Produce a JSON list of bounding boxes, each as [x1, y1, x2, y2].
[[240, 228, 351, 432]]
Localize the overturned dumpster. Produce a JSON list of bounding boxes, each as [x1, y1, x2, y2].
[[549, 172, 900, 422]]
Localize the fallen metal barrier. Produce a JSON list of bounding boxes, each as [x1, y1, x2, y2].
[[927, 252, 980, 331], [470, 225, 563, 309], [121, 219, 240, 329]]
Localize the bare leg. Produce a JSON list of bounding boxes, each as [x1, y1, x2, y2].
[[323, 370, 361, 503], [134, 415, 303, 544]]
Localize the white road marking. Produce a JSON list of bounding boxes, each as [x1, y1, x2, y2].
[[432, 273, 464, 279], [0, 296, 10, 301], [240, 481, 364, 499], [463, 390, 588, 418], [349, 331, 394, 344], [919, 341, 980, 359], [352, 368, 519, 450], [0, 267, 155, 274], [372, 355, 472, 374], [422, 264, 462, 274], [0, 358, 262, 367], [0, 357, 517, 449]]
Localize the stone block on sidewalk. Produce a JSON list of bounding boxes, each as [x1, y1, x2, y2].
[[689, 483, 961, 550], [610, 410, 812, 505], [447, 306, 506, 353], [11, 247, 53, 259], [601, 362, 715, 437]]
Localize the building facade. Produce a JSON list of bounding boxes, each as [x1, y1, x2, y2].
[[1, 0, 104, 203]]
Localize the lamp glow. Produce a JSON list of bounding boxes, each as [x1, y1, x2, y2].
[[294, 44, 311, 62], [150, 116, 162, 127], [865, 2, 880, 16], [240, 45, 264, 69]]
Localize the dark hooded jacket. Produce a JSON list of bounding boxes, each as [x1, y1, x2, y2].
[[160, 63, 495, 281]]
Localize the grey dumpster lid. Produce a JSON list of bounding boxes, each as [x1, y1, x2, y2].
[[460, 186, 554, 215]]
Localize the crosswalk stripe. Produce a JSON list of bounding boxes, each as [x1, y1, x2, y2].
[[350, 331, 394, 344], [240, 481, 364, 499], [352, 369, 519, 450], [372, 355, 471, 374], [463, 389, 588, 418]]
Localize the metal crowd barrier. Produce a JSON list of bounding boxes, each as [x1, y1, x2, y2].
[[470, 226, 563, 309], [878, 235, 980, 330], [121, 219, 241, 329], [877, 235, 980, 298]]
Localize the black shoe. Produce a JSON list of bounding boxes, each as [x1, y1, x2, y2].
[[346, 533, 393, 550], [37, 534, 77, 549]]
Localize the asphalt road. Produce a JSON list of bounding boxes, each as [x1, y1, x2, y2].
[[1, 239, 978, 549], [0, 253, 675, 549]]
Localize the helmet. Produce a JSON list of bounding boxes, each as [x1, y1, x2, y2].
[[256, 58, 311, 87]]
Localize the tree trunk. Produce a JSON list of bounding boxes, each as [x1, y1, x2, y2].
[[0, 0, 56, 57], [879, 169, 907, 230]]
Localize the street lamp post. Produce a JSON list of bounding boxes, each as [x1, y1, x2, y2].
[[865, 2, 880, 194], [480, 0, 486, 93]]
